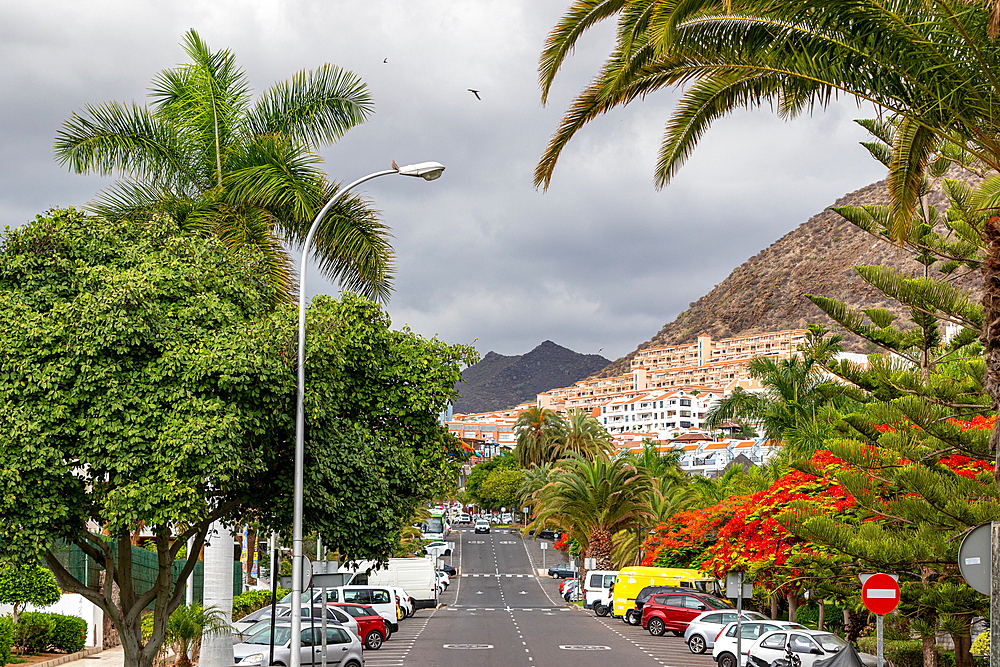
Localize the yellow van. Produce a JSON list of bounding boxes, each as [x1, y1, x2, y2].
[[611, 566, 721, 624]]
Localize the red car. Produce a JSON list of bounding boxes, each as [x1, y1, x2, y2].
[[641, 591, 730, 637], [559, 578, 578, 595], [332, 603, 387, 650]]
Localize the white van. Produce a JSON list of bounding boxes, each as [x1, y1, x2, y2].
[[340, 558, 439, 611], [583, 570, 619, 615]]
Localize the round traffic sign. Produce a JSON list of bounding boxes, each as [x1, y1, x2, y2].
[[958, 523, 991, 595], [861, 573, 900, 615]]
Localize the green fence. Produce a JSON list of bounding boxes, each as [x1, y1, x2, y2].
[[48, 540, 241, 607]]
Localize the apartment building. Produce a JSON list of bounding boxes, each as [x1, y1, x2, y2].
[[600, 388, 722, 437]]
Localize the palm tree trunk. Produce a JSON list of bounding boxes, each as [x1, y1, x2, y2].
[[589, 528, 614, 570]]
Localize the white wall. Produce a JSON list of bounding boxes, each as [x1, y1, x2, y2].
[[0, 593, 103, 648]]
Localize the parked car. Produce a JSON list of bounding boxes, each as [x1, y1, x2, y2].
[[713, 620, 808, 667], [537, 528, 560, 539], [234, 605, 344, 635], [500, 513, 513, 523], [684, 610, 769, 653], [331, 603, 389, 651], [747, 629, 878, 667], [425, 540, 455, 556], [238, 607, 360, 643], [474, 520, 491, 534], [232, 621, 363, 666], [547, 562, 579, 579], [439, 564, 457, 576], [559, 577, 578, 594], [641, 591, 733, 636], [436, 570, 451, 587], [635, 585, 713, 616], [458, 513, 472, 524], [563, 580, 581, 602]]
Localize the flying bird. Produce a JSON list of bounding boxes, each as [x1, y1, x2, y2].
[[383, 58, 388, 63], [468, 89, 481, 100], [391, 160, 399, 170]]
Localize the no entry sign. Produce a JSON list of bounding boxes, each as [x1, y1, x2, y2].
[[861, 573, 900, 615]]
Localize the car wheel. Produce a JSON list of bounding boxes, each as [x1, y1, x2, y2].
[[719, 652, 738, 667], [648, 617, 666, 637], [593, 602, 605, 616], [365, 630, 384, 650], [688, 635, 707, 654], [626, 609, 641, 626], [345, 661, 362, 667], [551, 572, 560, 579]]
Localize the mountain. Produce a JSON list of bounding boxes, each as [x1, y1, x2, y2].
[[596, 167, 983, 378], [454, 341, 611, 414]]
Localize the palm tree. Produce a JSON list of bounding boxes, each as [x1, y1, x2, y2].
[[514, 406, 564, 467], [557, 408, 613, 459], [55, 29, 391, 305], [534, 0, 1000, 459], [166, 604, 231, 667], [530, 453, 652, 569]]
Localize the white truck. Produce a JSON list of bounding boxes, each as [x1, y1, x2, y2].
[[339, 558, 439, 611]]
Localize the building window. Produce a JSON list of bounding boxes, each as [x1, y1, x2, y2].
[[680, 398, 691, 407]]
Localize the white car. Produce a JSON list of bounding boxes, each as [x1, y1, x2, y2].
[[500, 513, 513, 523], [712, 620, 807, 667], [748, 629, 877, 667], [238, 606, 360, 642], [425, 540, 455, 555]]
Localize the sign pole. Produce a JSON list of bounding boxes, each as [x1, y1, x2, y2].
[[876, 614, 883, 667], [736, 571, 743, 667]]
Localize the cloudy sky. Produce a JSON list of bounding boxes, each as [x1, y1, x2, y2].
[[1, 0, 886, 362]]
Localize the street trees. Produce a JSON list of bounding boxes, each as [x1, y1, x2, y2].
[[479, 468, 526, 511], [514, 406, 564, 467], [0, 209, 473, 667], [54, 29, 390, 305]]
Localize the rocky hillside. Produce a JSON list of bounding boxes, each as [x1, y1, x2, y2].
[[454, 341, 611, 414], [596, 167, 983, 378]]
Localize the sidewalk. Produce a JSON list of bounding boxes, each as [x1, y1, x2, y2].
[[48, 646, 122, 667]]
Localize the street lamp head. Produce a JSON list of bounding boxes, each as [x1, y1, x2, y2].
[[397, 161, 446, 181]]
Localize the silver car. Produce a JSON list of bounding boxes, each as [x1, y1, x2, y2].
[[233, 621, 363, 667], [685, 610, 769, 654]]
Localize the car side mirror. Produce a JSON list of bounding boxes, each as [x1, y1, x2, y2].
[[698, 605, 707, 611], [810, 648, 823, 655]]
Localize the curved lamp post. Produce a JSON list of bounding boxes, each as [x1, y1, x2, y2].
[[290, 162, 445, 667]]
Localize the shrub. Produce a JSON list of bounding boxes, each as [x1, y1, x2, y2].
[[972, 631, 989, 656], [0, 566, 61, 622], [233, 589, 288, 619], [49, 614, 86, 653], [858, 638, 936, 667], [13, 613, 56, 655], [0, 616, 13, 667]]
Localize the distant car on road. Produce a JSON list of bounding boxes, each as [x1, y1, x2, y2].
[[547, 562, 579, 579], [474, 520, 491, 534], [458, 513, 472, 524], [500, 512, 513, 523], [425, 540, 454, 555]]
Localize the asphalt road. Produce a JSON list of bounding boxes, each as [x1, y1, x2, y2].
[[390, 525, 719, 667]]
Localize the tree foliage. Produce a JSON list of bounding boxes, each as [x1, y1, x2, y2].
[[0, 209, 474, 667], [55, 29, 391, 304], [478, 467, 525, 510], [0, 565, 60, 622]]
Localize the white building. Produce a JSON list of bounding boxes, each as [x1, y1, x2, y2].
[[600, 388, 722, 438]]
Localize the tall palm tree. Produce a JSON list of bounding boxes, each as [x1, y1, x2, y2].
[[558, 408, 613, 459], [55, 29, 391, 305], [514, 406, 564, 467], [530, 453, 652, 569], [534, 0, 1000, 463]]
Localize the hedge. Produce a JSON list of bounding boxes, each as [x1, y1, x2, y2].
[[233, 589, 289, 620], [0, 616, 12, 667], [12, 613, 86, 655], [858, 638, 942, 667]]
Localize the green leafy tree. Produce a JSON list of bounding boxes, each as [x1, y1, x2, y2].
[[0, 565, 60, 622], [0, 209, 474, 667], [479, 468, 525, 510], [465, 452, 519, 504], [55, 29, 390, 304]]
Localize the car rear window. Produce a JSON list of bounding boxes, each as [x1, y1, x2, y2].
[[664, 595, 685, 607], [590, 574, 603, 587], [703, 613, 723, 624]]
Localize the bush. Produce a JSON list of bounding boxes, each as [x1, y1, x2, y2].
[[49, 614, 86, 653], [13, 613, 56, 655], [0, 616, 13, 667], [971, 631, 989, 656], [858, 638, 938, 667], [233, 589, 288, 620]]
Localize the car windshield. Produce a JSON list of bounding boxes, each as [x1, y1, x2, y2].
[[247, 626, 292, 645], [815, 634, 848, 652], [702, 596, 732, 609]]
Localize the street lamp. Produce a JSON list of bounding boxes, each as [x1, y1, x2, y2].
[[289, 162, 445, 667]]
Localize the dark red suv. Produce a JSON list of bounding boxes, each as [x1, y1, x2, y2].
[[641, 591, 731, 637]]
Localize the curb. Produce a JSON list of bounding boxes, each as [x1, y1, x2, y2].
[[32, 646, 103, 667]]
